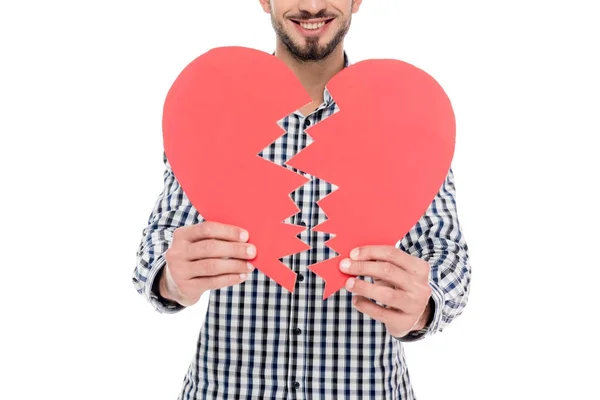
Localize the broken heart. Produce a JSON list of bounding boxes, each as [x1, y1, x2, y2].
[[162, 46, 455, 300]]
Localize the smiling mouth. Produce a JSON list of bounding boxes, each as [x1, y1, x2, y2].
[[290, 18, 334, 31]]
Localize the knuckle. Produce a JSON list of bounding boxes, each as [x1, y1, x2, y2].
[[382, 262, 393, 276], [164, 247, 174, 263], [421, 261, 431, 277], [202, 259, 217, 276], [384, 289, 398, 306], [184, 244, 195, 260], [199, 239, 215, 255], [396, 288, 407, 301], [385, 247, 396, 260], [201, 221, 216, 237], [165, 246, 181, 264], [423, 285, 433, 298], [415, 258, 425, 270], [392, 290, 405, 305]]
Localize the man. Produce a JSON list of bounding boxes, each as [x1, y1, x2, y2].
[[133, 0, 471, 398]]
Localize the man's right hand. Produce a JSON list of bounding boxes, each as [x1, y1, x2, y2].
[[158, 221, 256, 307]]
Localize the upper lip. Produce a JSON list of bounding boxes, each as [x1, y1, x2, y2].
[[290, 18, 333, 23]]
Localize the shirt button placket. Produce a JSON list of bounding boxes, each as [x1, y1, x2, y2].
[[289, 220, 307, 399], [289, 116, 310, 398]]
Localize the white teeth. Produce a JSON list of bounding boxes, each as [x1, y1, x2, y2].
[[300, 21, 325, 30]]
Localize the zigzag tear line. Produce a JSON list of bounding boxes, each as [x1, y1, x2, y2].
[[282, 105, 351, 300], [255, 115, 313, 292]]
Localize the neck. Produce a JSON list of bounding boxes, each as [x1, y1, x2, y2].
[[274, 42, 346, 107]]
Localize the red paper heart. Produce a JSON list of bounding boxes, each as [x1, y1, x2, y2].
[[163, 47, 455, 299], [286, 60, 455, 298]]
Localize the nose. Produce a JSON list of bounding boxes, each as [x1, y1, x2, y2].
[[298, 0, 327, 14]]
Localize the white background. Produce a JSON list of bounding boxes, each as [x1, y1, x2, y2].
[[1, 1, 599, 399]]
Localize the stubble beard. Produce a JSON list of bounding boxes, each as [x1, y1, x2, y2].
[[271, 14, 351, 62]]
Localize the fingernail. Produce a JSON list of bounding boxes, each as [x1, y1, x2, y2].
[[240, 273, 247, 280], [240, 230, 249, 242], [350, 248, 359, 260], [247, 262, 254, 271], [340, 259, 351, 270], [247, 245, 256, 257], [346, 278, 355, 289]]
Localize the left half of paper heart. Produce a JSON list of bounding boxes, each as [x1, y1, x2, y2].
[[162, 46, 312, 292]]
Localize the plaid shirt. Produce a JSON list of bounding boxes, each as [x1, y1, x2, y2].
[[133, 53, 471, 399]]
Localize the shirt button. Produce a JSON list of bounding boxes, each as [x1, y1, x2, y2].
[[298, 220, 307, 227], [293, 381, 300, 389], [297, 274, 304, 282], [293, 327, 302, 335], [304, 119, 311, 128]]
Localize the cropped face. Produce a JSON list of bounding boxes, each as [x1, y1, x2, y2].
[[260, 0, 362, 61]]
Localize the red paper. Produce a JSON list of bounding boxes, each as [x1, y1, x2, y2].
[[162, 47, 312, 292], [287, 59, 455, 299], [163, 47, 455, 299]]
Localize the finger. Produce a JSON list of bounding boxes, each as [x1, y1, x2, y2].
[[352, 295, 413, 327], [346, 277, 419, 313], [175, 221, 250, 244], [340, 259, 411, 291], [373, 277, 394, 289], [186, 258, 255, 279], [349, 245, 427, 276], [194, 272, 251, 291], [186, 239, 256, 261]]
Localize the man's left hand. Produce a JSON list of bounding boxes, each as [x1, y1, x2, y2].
[[339, 245, 433, 338]]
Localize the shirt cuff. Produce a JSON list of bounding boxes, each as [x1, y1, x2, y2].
[[146, 256, 185, 314], [393, 280, 444, 342]]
